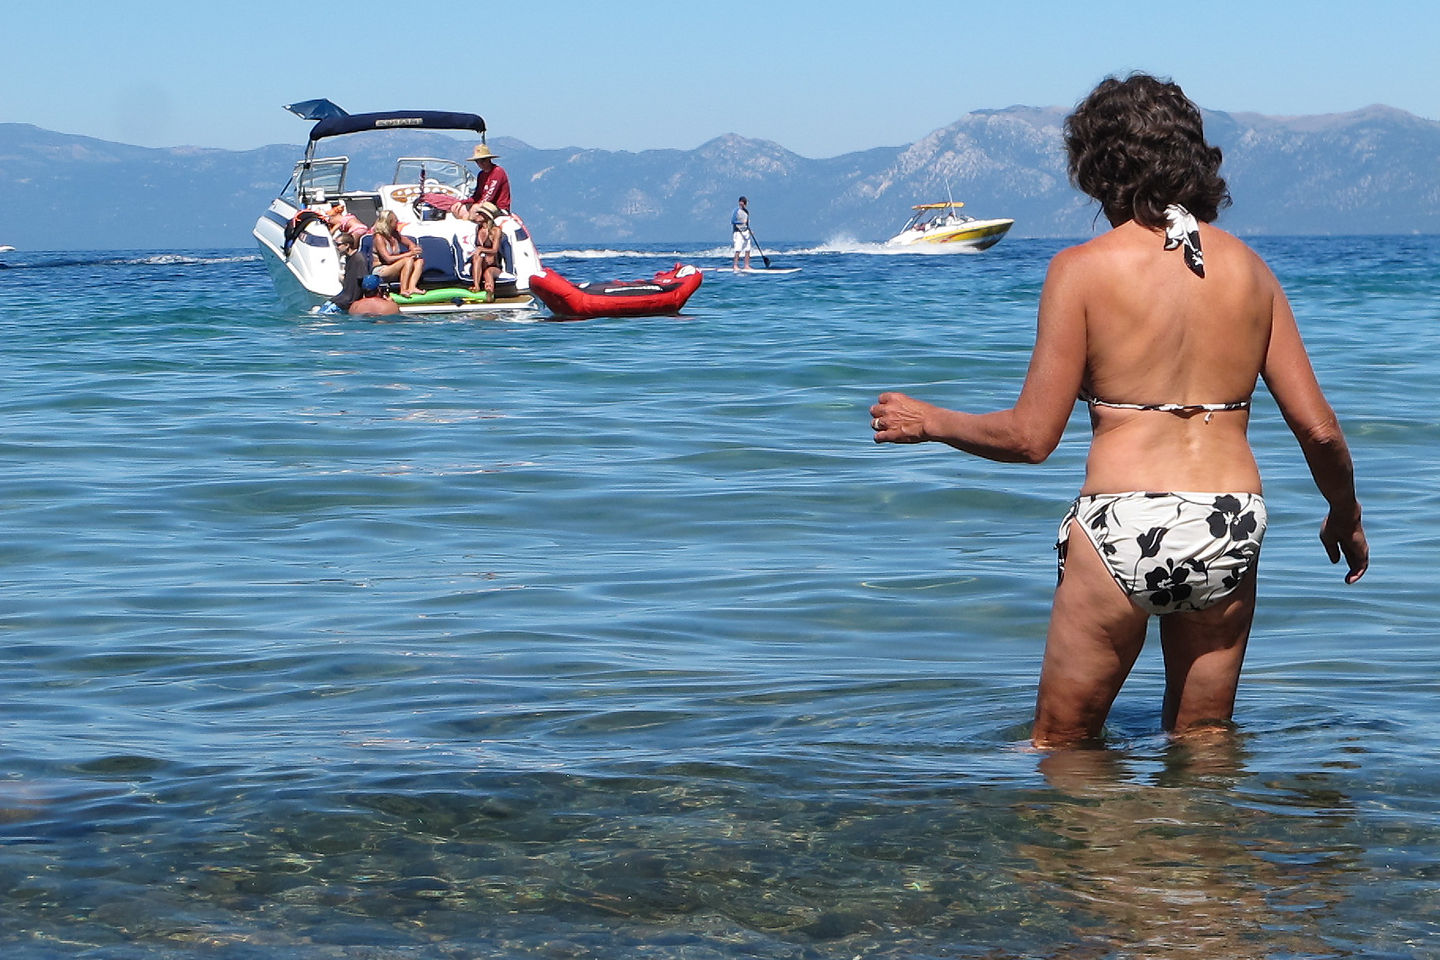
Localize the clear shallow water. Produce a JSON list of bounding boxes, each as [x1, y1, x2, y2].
[[1, 237, 1437, 957]]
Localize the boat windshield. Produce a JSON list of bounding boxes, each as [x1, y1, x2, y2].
[[281, 158, 348, 206], [393, 158, 474, 194], [905, 204, 973, 232]]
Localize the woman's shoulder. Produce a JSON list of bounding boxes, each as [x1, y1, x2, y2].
[[1051, 222, 1274, 283], [1200, 224, 1281, 286], [1047, 228, 1140, 280]]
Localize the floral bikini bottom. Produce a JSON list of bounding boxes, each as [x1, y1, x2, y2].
[[1056, 492, 1267, 615]]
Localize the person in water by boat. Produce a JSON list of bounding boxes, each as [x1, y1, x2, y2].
[[370, 210, 425, 298], [869, 72, 1368, 748], [331, 233, 398, 315], [731, 196, 751, 270], [467, 201, 502, 300], [331, 232, 368, 311]]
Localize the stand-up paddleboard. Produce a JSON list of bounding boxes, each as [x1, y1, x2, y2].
[[705, 265, 801, 275]]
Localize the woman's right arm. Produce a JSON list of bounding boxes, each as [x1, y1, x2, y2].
[[1260, 279, 1368, 583], [871, 246, 1088, 464]]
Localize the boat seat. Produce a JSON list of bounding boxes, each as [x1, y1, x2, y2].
[[357, 234, 375, 271], [339, 193, 381, 228], [415, 235, 463, 286], [498, 233, 514, 274]]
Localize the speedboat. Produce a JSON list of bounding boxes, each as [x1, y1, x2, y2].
[[886, 201, 1013, 251], [253, 100, 542, 315]]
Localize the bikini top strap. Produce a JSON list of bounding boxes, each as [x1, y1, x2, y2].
[[1080, 392, 1251, 414]]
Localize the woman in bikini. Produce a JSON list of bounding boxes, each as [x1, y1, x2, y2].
[[467, 201, 502, 299], [869, 73, 1368, 747], [371, 210, 425, 298]]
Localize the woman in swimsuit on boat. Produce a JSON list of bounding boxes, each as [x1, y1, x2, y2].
[[467, 201, 502, 299], [869, 73, 1368, 748], [371, 210, 425, 298]]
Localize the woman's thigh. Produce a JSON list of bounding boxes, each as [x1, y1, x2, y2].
[[1158, 563, 1258, 734], [1033, 525, 1150, 746]]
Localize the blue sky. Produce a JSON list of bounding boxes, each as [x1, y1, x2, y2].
[[8, 0, 1437, 157]]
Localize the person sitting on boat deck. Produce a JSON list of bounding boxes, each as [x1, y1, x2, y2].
[[465, 143, 511, 214], [370, 209, 425, 298], [467, 201, 503, 300], [731, 196, 751, 270], [325, 203, 371, 240]]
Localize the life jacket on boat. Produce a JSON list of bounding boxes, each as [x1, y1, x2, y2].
[[283, 210, 327, 257]]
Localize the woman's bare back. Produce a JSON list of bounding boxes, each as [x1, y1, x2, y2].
[[1070, 221, 1276, 494]]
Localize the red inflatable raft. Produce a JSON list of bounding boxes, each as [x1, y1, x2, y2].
[[529, 263, 702, 319]]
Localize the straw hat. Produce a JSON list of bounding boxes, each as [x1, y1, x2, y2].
[[469, 144, 500, 163], [475, 201, 501, 221]]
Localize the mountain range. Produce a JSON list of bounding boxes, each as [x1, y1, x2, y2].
[[2, 104, 1438, 251]]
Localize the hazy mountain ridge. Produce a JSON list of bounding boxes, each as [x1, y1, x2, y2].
[[2, 103, 1438, 251]]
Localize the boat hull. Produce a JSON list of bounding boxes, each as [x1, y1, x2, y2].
[[253, 200, 542, 315], [529, 264, 702, 319]]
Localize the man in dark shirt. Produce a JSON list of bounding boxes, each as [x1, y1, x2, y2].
[[331, 232, 369, 311]]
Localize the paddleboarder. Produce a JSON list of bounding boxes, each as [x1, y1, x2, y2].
[[731, 196, 752, 271]]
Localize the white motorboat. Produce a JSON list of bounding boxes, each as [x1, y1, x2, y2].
[[886, 201, 1013, 251], [253, 100, 542, 314]]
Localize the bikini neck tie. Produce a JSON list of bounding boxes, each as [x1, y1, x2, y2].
[[1163, 204, 1205, 277]]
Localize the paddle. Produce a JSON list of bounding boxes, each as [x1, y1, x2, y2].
[[747, 229, 772, 269]]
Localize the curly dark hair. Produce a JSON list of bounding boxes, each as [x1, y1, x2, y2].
[[1064, 73, 1230, 227]]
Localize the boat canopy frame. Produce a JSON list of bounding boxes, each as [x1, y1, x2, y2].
[[301, 109, 487, 162]]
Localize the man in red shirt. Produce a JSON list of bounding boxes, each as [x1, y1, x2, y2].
[[469, 144, 511, 213]]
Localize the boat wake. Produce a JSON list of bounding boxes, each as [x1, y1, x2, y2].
[[542, 246, 731, 261], [121, 253, 263, 266], [0, 252, 263, 271], [799, 235, 991, 256], [539, 238, 992, 261]]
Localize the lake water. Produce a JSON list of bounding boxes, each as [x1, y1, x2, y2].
[[1, 236, 1437, 958]]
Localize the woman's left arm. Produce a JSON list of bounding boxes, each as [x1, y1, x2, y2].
[[870, 248, 1087, 463]]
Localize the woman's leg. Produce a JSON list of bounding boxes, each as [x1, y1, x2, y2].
[[1033, 523, 1150, 747], [1158, 561, 1258, 735]]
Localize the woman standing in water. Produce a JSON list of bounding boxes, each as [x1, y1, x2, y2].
[[869, 74, 1368, 747]]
